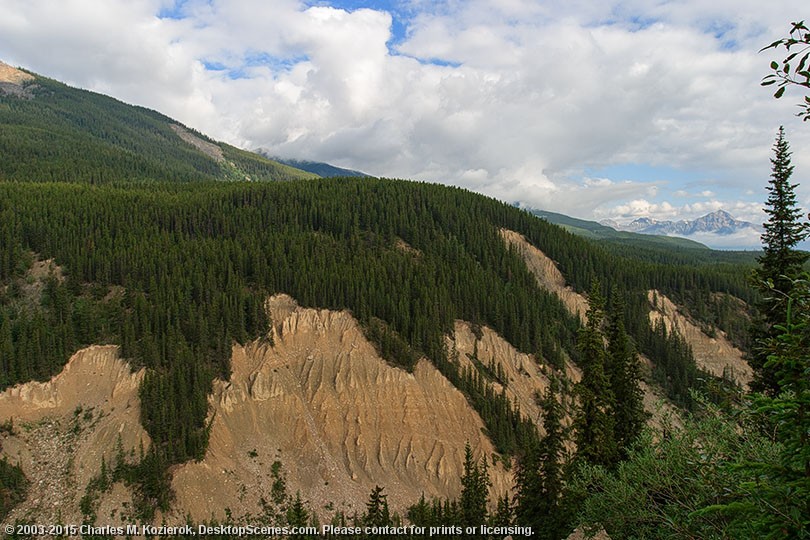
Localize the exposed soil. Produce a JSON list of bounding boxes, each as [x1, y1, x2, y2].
[[647, 290, 752, 387], [499, 229, 682, 425], [0, 346, 148, 529], [169, 295, 512, 523], [500, 229, 589, 322], [169, 124, 225, 163], [0, 61, 34, 85]]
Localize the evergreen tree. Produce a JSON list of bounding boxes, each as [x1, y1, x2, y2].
[[459, 443, 490, 528], [752, 126, 810, 395], [286, 491, 310, 537], [758, 126, 809, 293], [574, 282, 618, 468], [491, 493, 514, 527], [514, 375, 568, 540], [363, 485, 392, 527], [742, 274, 810, 538], [606, 288, 646, 458]]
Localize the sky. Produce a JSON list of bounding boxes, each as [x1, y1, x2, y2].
[[1, 0, 809, 249]]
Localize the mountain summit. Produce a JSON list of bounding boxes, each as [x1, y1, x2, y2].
[[0, 60, 34, 85], [603, 210, 761, 236], [0, 61, 316, 183]]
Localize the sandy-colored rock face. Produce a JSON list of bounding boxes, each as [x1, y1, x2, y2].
[[500, 229, 590, 322], [499, 229, 687, 424], [452, 321, 549, 427], [501, 229, 749, 387], [0, 346, 148, 527], [450, 321, 584, 431], [647, 290, 752, 386], [0, 61, 34, 85], [170, 295, 511, 522]]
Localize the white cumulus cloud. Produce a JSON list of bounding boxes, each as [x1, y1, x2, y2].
[[0, 0, 808, 225]]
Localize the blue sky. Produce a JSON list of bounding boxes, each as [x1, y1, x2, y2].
[[1, 0, 808, 248]]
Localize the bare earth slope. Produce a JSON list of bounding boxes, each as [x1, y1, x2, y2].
[[450, 321, 583, 435], [500, 228, 589, 321], [648, 290, 752, 386], [0, 61, 34, 85], [0, 346, 148, 527], [169, 124, 224, 163], [499, 229, 683, 423], [170, 295, 511, 522]]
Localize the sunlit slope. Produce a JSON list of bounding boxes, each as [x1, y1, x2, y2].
[[0, 62, 315, 183]]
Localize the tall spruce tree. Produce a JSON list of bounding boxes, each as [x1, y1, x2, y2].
[[758, 126, 809, 291], [459, 443, 490, 528], [752, 126, 810, 395], [363, 485, 393, 532], [574, 281, 618, 468], [514, 374, 568, 539], [606, 288, 646, 458], [746, 275, 810, 537]]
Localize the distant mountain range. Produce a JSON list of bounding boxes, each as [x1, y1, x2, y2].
[[600, 210, 762, 237], [255, 152, 368, 178], [532, 208, 765, 252]]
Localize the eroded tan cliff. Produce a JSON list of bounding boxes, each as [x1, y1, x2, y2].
[[0, 346, 148, 526], [169, 295, 511, 522], [647, 290, 751, 386]]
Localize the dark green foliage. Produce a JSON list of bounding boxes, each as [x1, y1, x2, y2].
[[709, 275, 810, 538], [757, 127, 809, 295], [0, 178, 580, 506], [271, 460, 288, 506], [363, 485, 393, 534], [606, 288, 647, 457], [573, 282, 618, 468], [752, 127, 810, 395], [570, 409, 779, 540], [287, 491, 310, 527], [459, 443, 490, 528], [364, 317, 419, 371], [0, 74, 314, 184], [624, 291, 705, 410], [0, 457, 28, 521], [0, 177, 756, 512], [514, 377, 568, 540], [491, 493, 514, 528]]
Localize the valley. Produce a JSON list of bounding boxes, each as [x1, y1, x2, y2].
[[0, 61, 804, 539]]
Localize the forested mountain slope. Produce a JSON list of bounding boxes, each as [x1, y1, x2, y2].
[[0, 63, 760, 528], [0, 61, 315, 183]]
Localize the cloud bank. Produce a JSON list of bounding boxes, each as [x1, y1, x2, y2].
[[1, 0, 808, 227]]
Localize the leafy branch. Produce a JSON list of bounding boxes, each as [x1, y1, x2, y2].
[[761, 20, 810, 121]]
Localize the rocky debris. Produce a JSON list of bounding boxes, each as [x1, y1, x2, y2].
[[0, 346, 148, 528], [0, 61, 36, 98], [170, 124, 225, 163]]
